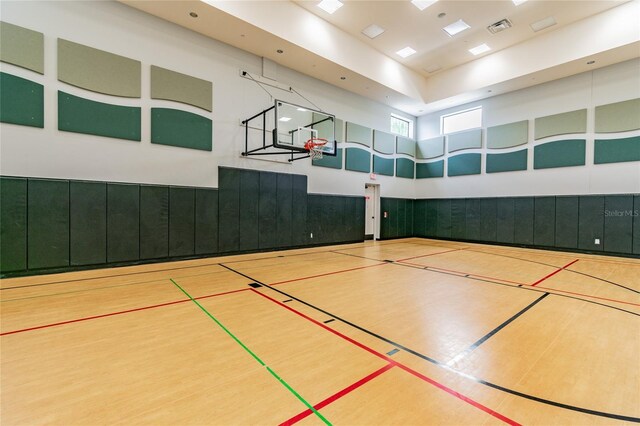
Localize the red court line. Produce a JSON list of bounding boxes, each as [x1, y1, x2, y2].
[[0, 288, 249, 336], [251, 289, 520, 426], [400, 260, 640, 307], [396, 248, 465, 262], [281, 364, 395, 425], [398, 260, 527, 286], [270, 262, 388, 286], [531, 259, 579, 286]]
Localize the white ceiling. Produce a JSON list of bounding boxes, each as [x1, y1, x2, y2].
[[121, 0, 640, 116]]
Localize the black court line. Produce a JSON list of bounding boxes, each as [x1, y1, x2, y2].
[[447, 293, 549, 366], [323, 319, 335, 324], [468, 249, 640, 295], [334, 251, 639, 318], [219, 263, 640, 423]]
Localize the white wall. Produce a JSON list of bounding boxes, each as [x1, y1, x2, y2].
[[416, 58, 640, 198], [0, 0, 416, 198]]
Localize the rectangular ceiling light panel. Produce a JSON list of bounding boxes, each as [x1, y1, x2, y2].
[[318, 0, 343, 14], [362, 24, 385, 39], [412, 0, 438, 11], [396, 47, 417, 58], [443, 19, 470, 36]]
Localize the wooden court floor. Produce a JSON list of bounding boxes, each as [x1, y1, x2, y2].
[[1, 238, 639, 425]]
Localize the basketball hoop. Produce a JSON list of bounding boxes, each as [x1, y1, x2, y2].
[[304, 138, 328, 160]]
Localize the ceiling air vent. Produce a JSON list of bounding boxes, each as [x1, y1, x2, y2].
[[487, 19, 512, 34]]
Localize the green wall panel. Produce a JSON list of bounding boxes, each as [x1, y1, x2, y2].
[[239, 170, 259, 252], [514, 197, 534, 245], [28, 179, 69, 269], [555, 196, 579, 249], [345, 148, 371, 173], [292, 175, 309, 246], [0, 72, 44, 128], [465, 199, 481, 241], [534, 197, 555, 247], [373, 155, 394, 176], [346, 122, 372, 147], [417, 136, 444, 159], [396, 137, 415, 157], [58, 38, 141, 98], [425, 200, 437, 237], [578, 196, 604, 252], [396, 158, 415, 179], [534, 109, 586, 140], [603, 195, 633, 254], [534, 139, 585, 169], [594, 136, 640, 164], [139, 185, 169, 260], [0, 21, 44, 74], [448, 153, 481, 177], [195, 189, 218, 255], [496, 198, 515, 244], [259, 172, 277, 250], [312, 148, 342, 169], [373, 130, 395, 154], [70, 181, 106, 266], [169, 187, 195, 257], [58, 91, 141, 141], [448, 128, 482, 153], [150, 65, 212, 112], [0, 177, 27, 272], [479, 198, 497, 242], [436, 199, 451, 238], [218, 168, 240, 252], [595, 98, 640, 133], [451, 199, 466, 239], [416, 161, 444, 179], [487, 120, 528, 149], [276, 173, 293, 248], [151, 108, 212, 151], [107, 183, 139, 263], [486, 149, 528, 173]]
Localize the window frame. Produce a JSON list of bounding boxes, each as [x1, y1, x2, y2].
[[390, 114, 412, 138], [440, 106, 482, 135]]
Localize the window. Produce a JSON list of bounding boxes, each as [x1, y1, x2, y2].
[[441, 107, 482, 134], [391, 115, 410, 137]]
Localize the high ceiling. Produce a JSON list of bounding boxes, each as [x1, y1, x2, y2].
[[121, 0, 640, 116]]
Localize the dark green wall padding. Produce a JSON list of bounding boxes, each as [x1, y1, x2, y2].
[[416, 161, 444, 179], [373, 155, 394, 176], [345, 148, 371, 173], [58, 91, 141, 141], [381, 198, 414, 239], [1, 177, 27, 272], [1, 168, 365, 276], [396, 158, 415, 179], [0, 72, 44, 128], [448, 153, 481, 177], [594, 136, 640, 164], [151, 108, 212, 151], [486, 149, 528, 173], [312, 148, 343, 169], [405, 194, 639, 256], [534, 139, 585, 169]]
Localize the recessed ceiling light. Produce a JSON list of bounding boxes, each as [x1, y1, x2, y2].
[[340, 76, 346, 80], [512, 0, 528, 5], [317, 0, 343, 14], [587, 60, 596, 65], [411, 0, 438, 11], [279, 117, 292, 122], [277, 49, 284, 54], [396, 47, 417, 58], [530, 16, 556, 32], [469, 43, 491, 55], [189, 12, 198, 18], [297, 108, 307, 111], [443, 19, 470, 37], [437, 12, 446, 18], [362, 24, 385, 39]]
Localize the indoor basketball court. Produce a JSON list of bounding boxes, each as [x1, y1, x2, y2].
[[1, 0, 639, 425]]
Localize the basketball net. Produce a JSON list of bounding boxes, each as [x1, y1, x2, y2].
[[304, 138, 328, 160]]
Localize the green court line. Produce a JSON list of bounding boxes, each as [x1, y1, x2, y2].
[[169, 278, 331, 425]]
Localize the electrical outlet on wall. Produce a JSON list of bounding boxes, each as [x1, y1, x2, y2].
[[594, 238, 600, 245]]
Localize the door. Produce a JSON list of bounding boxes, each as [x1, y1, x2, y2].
[[365, 184, 378, 239]]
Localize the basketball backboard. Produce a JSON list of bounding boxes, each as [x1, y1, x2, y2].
[[274, 100, 337, 156]]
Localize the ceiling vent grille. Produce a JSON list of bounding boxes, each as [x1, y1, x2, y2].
[[487, 19, 512, 34]]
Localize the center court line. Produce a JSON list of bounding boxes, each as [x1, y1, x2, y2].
[[0, 287, 250, 336], [250, 288, 520, 426], [280, 364, 395, 425], [222, 265, 639, 422], [168, 278, 331, 426], [531, 259, 580, 286]]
